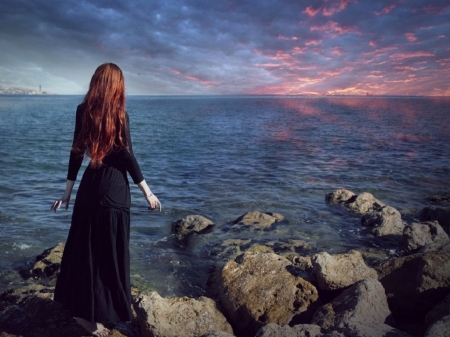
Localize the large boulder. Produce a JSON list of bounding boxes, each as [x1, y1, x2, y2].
[[420, 206, 450, 235], [312, 279, 412, 337], [311, 250, 378, 291], [217, 252, 320, 336], [361, 206, 406, 237], [425, 294, 450, 327], [231, 211, 284, 230], [374, 242, 450, 321], [331, 322, 412, 337], [134, 291, 233, 337], [311, 279, 390, 329], [424, 315, 450, 337], [30, 243, 65, 279], [172, 215, 214, 241], [402, 221, 449, 253]]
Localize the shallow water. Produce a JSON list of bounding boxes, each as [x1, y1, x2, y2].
[[0, 95, 449, 296]]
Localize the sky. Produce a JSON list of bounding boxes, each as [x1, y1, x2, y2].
[[0, 0, 449, 96]]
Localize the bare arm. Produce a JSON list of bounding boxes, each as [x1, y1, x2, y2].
[[51, 180, 75, 211], [137, 179, 162, 212]]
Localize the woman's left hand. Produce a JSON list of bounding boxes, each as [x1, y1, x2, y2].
[[145, 194, 162, 212]]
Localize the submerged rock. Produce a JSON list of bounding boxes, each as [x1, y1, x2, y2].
[[217, 252, 320, 336], [231, 211, 284, 230], [172, 214, 214, 241], [326, 190, 385, 215], [134, 291, 233, 337], [311, 250, 378, 291], [325, 189, 355, 205]]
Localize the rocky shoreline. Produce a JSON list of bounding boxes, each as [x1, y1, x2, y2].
[[0, 189, 449, 337]]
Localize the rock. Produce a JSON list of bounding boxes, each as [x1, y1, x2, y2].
[[345, 192, 385, 215], [201, 331, 235, 337], [325, 189, 387, 215], [267, 239, 312, 254], [420, 206, 450, 235], [402, 221, 449, 253], [361, 206, 406, 237], [231, 211, 284, 230], [332, 322, 412, 337], [172, 215, 214, 240], [134, 291, 233, 337], [311, 250, 378, 291], [255, 323, 323, 337], [374, 242, 450, 322], [325, 189, 355, 205], [425, 294, 450, 326], [311, 279, 390, 329], [0, 286, 134, 337], [217, 252, 320, 336], [424, 315, 450, 337], [30, 243, 65, 279]]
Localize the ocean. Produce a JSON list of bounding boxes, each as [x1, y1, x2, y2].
[[0, 95, 449, 296]]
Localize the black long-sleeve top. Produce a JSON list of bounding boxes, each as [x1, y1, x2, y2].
[[67, 103, 144, 184]]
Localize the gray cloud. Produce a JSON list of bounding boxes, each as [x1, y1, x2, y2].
[[0, 0, 448, 95]]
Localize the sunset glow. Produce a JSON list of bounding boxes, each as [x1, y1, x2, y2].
[[0, 0, 448, 95]]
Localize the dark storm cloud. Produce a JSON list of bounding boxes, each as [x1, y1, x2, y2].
[[0, 0, 448, 95]]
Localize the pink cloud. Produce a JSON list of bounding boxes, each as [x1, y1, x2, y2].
[[303, 6, 321, 17], [310, 21, 359, 35], [405, 33, 417, 42], [389, 51, 434, 60], [305, 39, 322, 46], [331, 47, 344, 56], [423, 5, 450, 14], [271, 51, 292, 60], [303, 0, 356, 17], [369, 41, 376, 47], [374, 4, 396, 15], [278, 34, 299, 41]]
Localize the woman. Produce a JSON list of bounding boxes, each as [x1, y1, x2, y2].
[[51, 63, 161, 337]]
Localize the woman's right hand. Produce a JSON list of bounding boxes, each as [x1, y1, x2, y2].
[[145, 194, 162, 212]]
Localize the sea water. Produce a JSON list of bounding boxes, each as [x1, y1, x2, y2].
[[0, 95, 449, 296]]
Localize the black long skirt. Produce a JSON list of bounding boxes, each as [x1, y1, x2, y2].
[[54, 164, 132, 323]]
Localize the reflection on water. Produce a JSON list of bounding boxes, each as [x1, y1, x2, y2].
[[0, 95, 449, 296]]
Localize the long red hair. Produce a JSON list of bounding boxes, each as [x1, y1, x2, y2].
[[73, 63, 127, 168]]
